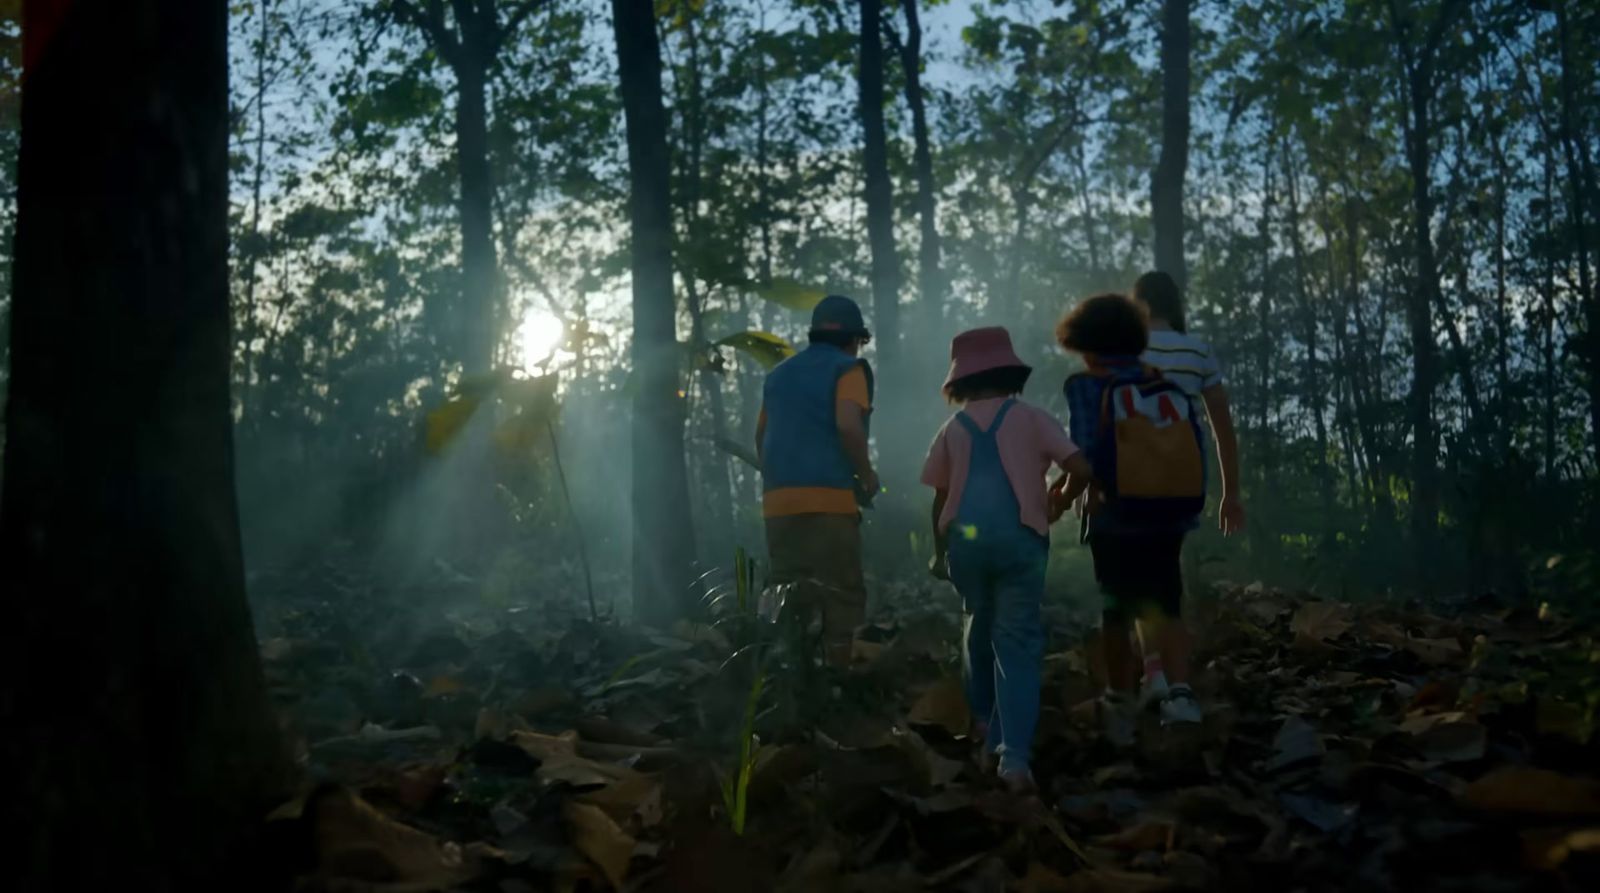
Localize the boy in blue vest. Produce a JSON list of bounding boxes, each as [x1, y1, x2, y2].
[[756, 295, 877, 668]]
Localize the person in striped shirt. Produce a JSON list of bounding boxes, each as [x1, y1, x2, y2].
[[1134, 271, 1245, 537], [1121, 270, 1247, 721]]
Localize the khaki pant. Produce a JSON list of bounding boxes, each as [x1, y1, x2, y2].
[[764, 513, 866, 667]]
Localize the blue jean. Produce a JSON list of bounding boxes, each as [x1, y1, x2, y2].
[[948, 530, 1047, 774]]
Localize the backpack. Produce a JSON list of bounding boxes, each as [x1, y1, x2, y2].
[[1069, 368, 1206, 528]]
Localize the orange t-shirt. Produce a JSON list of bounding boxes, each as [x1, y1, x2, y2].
[[760, 366, 871, 517]]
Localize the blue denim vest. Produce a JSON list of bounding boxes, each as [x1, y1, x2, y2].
[[761, 343, 874, 492]]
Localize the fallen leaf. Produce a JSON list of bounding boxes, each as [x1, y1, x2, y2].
[[1059, 868, 1173, 893], [1267, 715, 1324, 772], [1462, 767, 1600, 817], [1016, 861, 1075, 893], [576, 775, 663, 829], [1535, 698, 1592, 743], [907, 675, 970, 736], [510, 729, 580, 761], [851, 638, 887, 664], [776, 840, 844, 893], [1291, 602, 1352, 644], [1399, 713, 1487, 763], [1404, 635, 1465, 666], [1094, 821, 1174, 852], [1278, 792, 1357, 832], [1522, 826, 1600, 871], [563, 801, 636, 891], [306, 785, 492, 890]]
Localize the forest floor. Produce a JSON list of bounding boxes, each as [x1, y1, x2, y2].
[[251, 560, 1600, 892]]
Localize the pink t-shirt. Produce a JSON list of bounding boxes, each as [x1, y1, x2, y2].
[[920, 397, 1080, 537]]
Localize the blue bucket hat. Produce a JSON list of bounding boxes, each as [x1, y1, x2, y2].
[[809, 294, 870, 340]]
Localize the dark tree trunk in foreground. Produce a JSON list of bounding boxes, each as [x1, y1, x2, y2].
[[858, 0, 900, 374], [1152, 0, 1190, 286], [1, 1, 290, 888], [895, 0, 943, 316], [613, 0, 698, 623], [1388, 0, 1463, 589]]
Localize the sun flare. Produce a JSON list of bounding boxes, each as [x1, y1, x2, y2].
[[515, 309, 564, 369]]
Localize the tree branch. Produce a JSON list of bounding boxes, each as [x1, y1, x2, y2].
[[391, 0, 461, 67], [492, 0, 548, 55]]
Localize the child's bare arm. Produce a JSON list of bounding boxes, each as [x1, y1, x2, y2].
[[1058, 452, 1094, 505], [1201, 383, 1245, 535], [929, 488, 950, 579]]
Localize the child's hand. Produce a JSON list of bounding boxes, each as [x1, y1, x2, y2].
[[1048, 475, 1071, 522], [1219, 493, 1246, 536], [1078, 481, 1102, 518], [928, 552, 950, 581]]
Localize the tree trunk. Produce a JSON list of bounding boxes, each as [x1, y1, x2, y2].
[[1389, 0, 1456, 587], [239, 0, 271, 427], [858, 0, 900, 374], [1151, 0, 1190, 285], [677, 10, 735, 544], [613, 0, 697, 623], [1281, 140, 1334, 530], [2, 1, 290, 887], [896, 0, 942, 316], [455, 55, 499, 376], [1542, 134, 1559, 480], [1554, 0, 1600, 464]]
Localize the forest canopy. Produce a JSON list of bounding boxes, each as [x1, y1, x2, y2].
[[0, 0, 1597, 608]]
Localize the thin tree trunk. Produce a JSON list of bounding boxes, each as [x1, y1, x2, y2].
[[613, 0, 698, 622], [455, 55, 499, 376], [858, 0, 900, 374], [1152, 0, 1190, 285], [239, 0, 272, 427], [678, 10, 734, 543], [1281, 140, 1333, 529], [1554, 0, 1600, 463], [1073, 138, 1103, 277], [896, 0, 942, 316], [2, 1, 290, 886], [1543, 135, 1559, 480], [1388, 0, 1461, 587]]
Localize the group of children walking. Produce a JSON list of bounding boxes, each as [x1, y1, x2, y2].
[[758, 271, 1245, 797], [918, 272, 1244, 793]]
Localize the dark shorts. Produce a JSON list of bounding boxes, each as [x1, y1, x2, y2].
[[1090, 531, 1185, 623], [764, 513, 866, 664]]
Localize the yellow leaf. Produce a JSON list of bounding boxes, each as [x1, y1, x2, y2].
[[753, 278, 829, 311], [1290, 601, 1352, 645], [907, 675, 970, 735], [423, 675, 464, 698], [1462, 767, 1600, 817], [563, 801, 635, 891], [424, 396, 481, 455], [716, 331, 796, 371]]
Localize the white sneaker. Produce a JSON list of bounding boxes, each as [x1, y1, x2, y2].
[[1139, 672, 1170, 712], [1100, 692, 1137, 746], [1159, 687, 1203, 725]]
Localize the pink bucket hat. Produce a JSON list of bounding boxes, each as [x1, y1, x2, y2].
[[943, 326, 1031, 391]]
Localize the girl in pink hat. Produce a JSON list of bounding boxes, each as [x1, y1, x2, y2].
[[920, 326, 1094, 793]]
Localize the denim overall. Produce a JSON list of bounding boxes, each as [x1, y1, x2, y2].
[[945, 400, 1047, 775]]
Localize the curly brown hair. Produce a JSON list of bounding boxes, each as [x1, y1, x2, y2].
[[1054, 293, 1149, 356]]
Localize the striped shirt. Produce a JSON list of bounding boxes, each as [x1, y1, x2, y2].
[[1142, 329, 1223, 398]]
